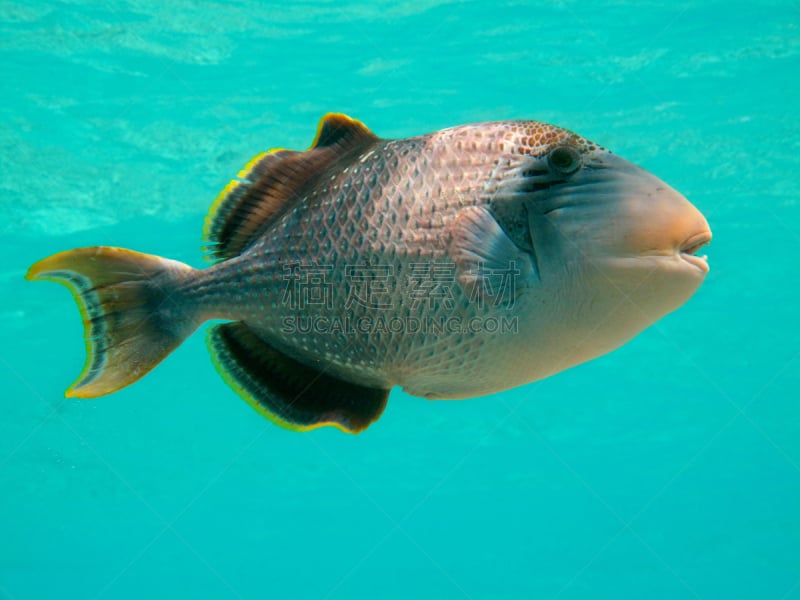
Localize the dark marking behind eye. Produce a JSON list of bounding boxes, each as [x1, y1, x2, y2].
[[522, 167, 550, 177], [516, 178, 566, 194]]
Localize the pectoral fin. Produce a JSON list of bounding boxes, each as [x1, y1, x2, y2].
[[447, 206, 537, 307]]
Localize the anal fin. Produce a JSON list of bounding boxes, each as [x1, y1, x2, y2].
[[207, 322, 389, 433]]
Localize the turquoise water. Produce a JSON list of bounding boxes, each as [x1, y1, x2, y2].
[[2, 1, 799, 598]]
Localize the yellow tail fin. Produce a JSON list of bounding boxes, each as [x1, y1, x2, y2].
[[26, 247, 197, 398]]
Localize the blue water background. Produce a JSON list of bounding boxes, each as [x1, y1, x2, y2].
[[1, 1, 799, 598]]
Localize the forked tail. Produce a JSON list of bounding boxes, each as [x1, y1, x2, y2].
[[26, 247, 198, 398]]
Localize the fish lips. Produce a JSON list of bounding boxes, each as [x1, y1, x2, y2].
[[551, 152, 713, 274]]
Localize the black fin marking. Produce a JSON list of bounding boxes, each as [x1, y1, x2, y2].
[[208, 322, 389, 433]]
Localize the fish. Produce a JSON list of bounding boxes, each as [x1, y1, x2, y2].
[[27, 113, 712, 433]]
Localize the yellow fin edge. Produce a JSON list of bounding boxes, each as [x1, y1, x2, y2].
[[25, 264, 98, 399], [202, 178, 241, 246], [202, 148, 292, 262], [310, 112, 363, 148], [205, 328, 353, 434]]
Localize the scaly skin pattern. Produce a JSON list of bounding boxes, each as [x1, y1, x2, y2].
[[181, 121, 604, 399]]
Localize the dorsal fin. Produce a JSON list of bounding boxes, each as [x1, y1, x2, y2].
[[311, 112, 378, 149], [204, 113, 380, 261]]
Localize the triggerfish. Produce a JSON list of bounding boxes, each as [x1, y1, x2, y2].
[[27, 114, 711, 433]]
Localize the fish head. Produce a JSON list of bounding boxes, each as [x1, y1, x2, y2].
[[500, 130, 711, 356]]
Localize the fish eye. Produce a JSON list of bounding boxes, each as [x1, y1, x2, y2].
[[548, 146, 582, 175]]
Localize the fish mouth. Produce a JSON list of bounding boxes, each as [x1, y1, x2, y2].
[[677, 231, 712, 273]]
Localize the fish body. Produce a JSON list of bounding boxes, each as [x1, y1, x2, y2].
[[28, 114, 711, 433]]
